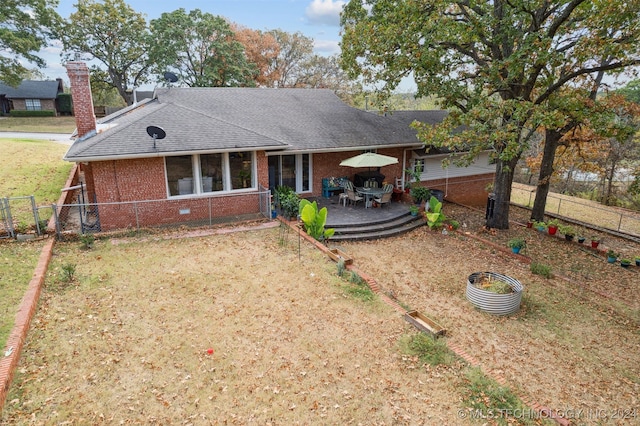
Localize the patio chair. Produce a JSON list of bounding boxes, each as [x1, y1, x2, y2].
[[345, 188, 364, 206], [374, 184, 394, 208]]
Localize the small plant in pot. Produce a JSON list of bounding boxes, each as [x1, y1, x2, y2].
[[606, 249, 619, 263], [591, 236, 600, 248], [546, 219, 560, 235], [409, 204, 419, 216], [507, 237, 526, 254], [410, 186, 431, 206], [635, 256, 640, 267], [577, 236, 586, 244], [534, 220, 547, 232], [559, 225, 576, 241], [620, 258, 631, 268]]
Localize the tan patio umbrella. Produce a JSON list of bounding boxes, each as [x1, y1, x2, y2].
[[339, 152, 398, 168]]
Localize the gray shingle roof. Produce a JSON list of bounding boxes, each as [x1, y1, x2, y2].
[[0, 80, 62, 99], [64, 88, 446, 162]]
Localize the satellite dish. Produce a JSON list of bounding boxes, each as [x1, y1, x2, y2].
[[146, 125, 166, 149], [146, 125, 166, 140], [163, 72, 178, 83]]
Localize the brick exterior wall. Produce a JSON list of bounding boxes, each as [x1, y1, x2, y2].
[[89, 157, 265, 230], [310, 147, 407, 197], [66, 61, 97, 139], [10, 98, 56, 113], [310, 148, 493, 207]]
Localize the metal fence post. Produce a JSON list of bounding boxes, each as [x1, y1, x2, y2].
[[134, 202, 140, 231]]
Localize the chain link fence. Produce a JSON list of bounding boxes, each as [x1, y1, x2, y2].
[[0, 196, 47, 240], [511, 183, 640, 238], [52, 186, 273, 239], [2, 187, 273, 240]]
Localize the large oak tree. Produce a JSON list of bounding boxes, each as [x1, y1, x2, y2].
[[148, 9, 257, 87], [341, 0, 640, 228], [1, 0, 60, 86], [56, 0, 150, 106]]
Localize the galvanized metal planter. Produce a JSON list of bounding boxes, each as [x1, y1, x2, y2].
[[466, 272, 524, 315]]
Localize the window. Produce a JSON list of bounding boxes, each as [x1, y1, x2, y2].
[[166, 155, 194, 196], [229, 151, 253, 189], [200, 154, 223, 192], [268, 153, 311, 193], [25, 99, 41, 111], [165, 152, 254, 197]]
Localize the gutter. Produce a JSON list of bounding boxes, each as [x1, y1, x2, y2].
[[63, 145, 288, 163]]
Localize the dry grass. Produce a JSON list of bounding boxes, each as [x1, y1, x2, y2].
[[2, 205, 639, 424], [2, 229, 466, 424]]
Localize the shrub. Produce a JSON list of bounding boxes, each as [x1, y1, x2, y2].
[[9, 110, 56, 117], [530, 262, 552, 278], [60, 263, 76, 282]]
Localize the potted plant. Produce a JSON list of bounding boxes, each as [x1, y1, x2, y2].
[[606, 249, 618, 263], [280, 192, 300, 220], [591, 236, 600, 249], [559, 225, 576, 241], [635, 256, 640, 267], [620, 258, 631, 268], [526, 219, 534, 229], [410, 186, 431, 206], [546, 219, 560, 236], [409, 204, 419, 217], [534, 220, 547, 232], [507, 237, 526, 254], [577, 236, 586, 244]]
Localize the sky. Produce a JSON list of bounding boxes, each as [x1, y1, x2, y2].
[[40, 0, 348, 85]]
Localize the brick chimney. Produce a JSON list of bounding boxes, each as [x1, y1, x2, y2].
[[66, 61, 97, 139]]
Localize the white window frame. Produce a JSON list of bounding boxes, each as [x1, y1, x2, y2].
[[25, 99, 41, 111], [165, 152, 256, 198]]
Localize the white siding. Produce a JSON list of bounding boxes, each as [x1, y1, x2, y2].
[[417, 151, 495, 181]]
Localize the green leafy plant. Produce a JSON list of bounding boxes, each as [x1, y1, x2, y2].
[[60, 263, 76, 282], [299, 199, 335, 242], [403, 333, 455, 366], [546, 218, 560, 228], [530, 262, 552, 278], [409, 204, 419, 215], [425, 196, 446, 229], [279, 191, 300, 219], [620, 258, 631, 266], [507, 237, 526, 249], [15, 221, 29, 234], [559, 225, 575, 237], [410, 186, 431, 205], [79, 233, 95, 250], [404, 163, 423, 190], [447, 219, 460, 230], [606, 249, 619, 259], [336, 259, 346, 277], [533, 220, 547, 230]]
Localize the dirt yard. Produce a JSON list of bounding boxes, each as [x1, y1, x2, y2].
[[1, 204, 638, 425]]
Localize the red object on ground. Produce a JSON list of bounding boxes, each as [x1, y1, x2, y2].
[[207, 348, 214, 354]]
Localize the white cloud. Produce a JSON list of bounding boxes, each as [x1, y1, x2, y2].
[[313, 39, 340, 55], [305, 0, 346, 26]]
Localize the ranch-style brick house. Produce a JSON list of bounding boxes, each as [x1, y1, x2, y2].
[[63, 61, 495, 231], [0, 79, 65, 116]]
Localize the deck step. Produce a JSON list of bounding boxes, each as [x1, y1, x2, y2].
[[330, 215, 425, 241]]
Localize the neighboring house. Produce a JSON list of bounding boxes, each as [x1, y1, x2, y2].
[[63, 61, 495, 231], [0, 79, 64, 115]]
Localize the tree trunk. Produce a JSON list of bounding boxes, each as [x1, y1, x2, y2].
[[486, 156, 520, 229], [531, 129, 562, 221]]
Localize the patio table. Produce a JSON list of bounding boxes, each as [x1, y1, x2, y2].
[[356, 187, 386, 208]]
